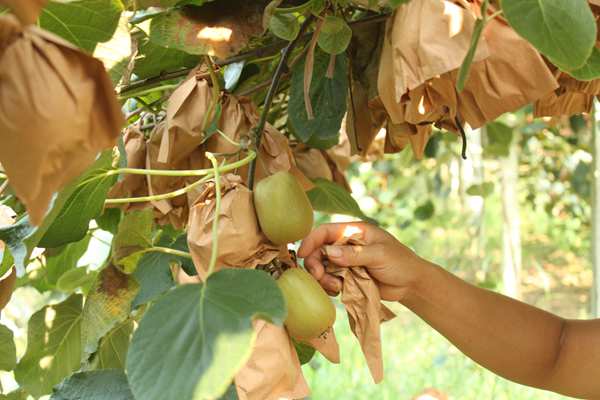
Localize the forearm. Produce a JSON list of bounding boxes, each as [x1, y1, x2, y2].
[[400, 259, 592, 397]]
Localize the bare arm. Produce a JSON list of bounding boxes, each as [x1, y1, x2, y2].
[[298, 222, 600, 399]]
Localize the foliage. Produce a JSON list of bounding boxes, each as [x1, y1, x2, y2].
[[0, 0, 597, 398]]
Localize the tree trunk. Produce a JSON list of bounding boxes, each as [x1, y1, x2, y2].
[[592, 103, 600, 317], [501, 130, 522, 299]]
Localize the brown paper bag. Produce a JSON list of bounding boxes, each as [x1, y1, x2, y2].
[[187, 174, 280, 280], [306, 326, 341, 364], [449, 9, 558, 128], [325, 234, 396, 383], [107, 127, 149, 209], [235, 320, 310, 400], [385, 120, 433, 160], [378, 0, 489, 117], [534, 91, 594, 117], [0, 17, 123, 224], [0, 0, 46, 26]]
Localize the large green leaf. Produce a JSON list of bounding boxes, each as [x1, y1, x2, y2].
[[40, 0, 124, 52], [132, 235, 194, 308], [112, 209, 154, 273], [289, 50, 348, 149], [0, 390, 27, 400], [39, 151, 116, 248], [14, 295, 83, 398], [568, 47, 600, 80], [126, 269, 286, 400], [269, 13, 300, 41], [307, 179, 370, 221], [502, 0, 596, 70], [44, 236, 91, 289], [92, 320, 133, 370], [133, 36, 199, 79], [81, 265, 139, 363], [147, 10, 217, 55], [136, 0, 216, 7], [0, 324, 16, 371], [50, 370, 134, 400]]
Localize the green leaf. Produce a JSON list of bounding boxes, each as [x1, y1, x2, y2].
[[132, 235, 194, 308], [568, 47, 600, 80], [92, 320, 133, 370], [56, 267, 96, 293], [456, 16, 486, 91], [484, 121, 514, 157], [269, 13, 300, 41], [45, 236, 91, 289], [39, 151, 116, 248], [126, 269, 286, 400], [0, 324, 16, 371], [133, 37, 199, 80], [218, 384, 239, 400], [224, 61, 245, 91], [502, 0, 596, 70], [96, 208, 122, 235], [81, 265, 139, 364], [40, 0, 124, 52], [148, 10, 217, 55], [292, 339, 316, 365], [414, 200, 435, 220], [0, 389, 27, 400], [50, 370, 134, 400], [307, 179, 370, 221], [466, 182, 495, 197], [289, 49, 348, 149], [14, 294, 83, 398], [318, 16, 352, 55], [112, 209, 154, 273]]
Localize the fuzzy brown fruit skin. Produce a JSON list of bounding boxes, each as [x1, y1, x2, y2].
[[0, 268, 16, 312], [253, 171, 314, 245], [277, 268, 336, 340]]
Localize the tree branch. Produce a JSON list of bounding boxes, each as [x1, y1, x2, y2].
[[117, 12, 390, 98], [247, 16, 315, 190]]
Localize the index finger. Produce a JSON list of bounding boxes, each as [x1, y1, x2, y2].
[[298, 223, 354, 258]]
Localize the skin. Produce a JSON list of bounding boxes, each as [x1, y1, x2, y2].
[[298, 222, 600, 400]]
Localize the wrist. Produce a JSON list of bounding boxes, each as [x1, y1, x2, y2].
[[398, 256, 438, 305]]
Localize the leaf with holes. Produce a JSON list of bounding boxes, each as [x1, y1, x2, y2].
[[126, 269, 286, 400], [289, 50, 348, 149], [502, 0, 596, 70], [40, 0, 123, 52], [81, 265, 139, 364], [14, 295, 83, 398], [50, 370, 134, 400]]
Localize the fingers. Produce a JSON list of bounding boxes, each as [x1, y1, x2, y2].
[[323, 244, 383, 268], [303, 249, 325, 281], [298, 222, 367, 258]]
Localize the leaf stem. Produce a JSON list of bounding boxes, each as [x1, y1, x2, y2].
[[247, 15, 315, 190], [205, 152, 221, 277], [118, 84, 180, 100], [139, 246, 193, 260]]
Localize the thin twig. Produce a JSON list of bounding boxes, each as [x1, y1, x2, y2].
[[0, 180, 8, 197], [247, 15, 315, 190], [455, 116, 468, 160], [117, 12, 390, 98]]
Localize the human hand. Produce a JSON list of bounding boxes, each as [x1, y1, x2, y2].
[[297, 222, 428, 302]]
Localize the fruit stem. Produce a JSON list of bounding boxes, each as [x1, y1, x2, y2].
[[103, 151, 256, 205], [247, 15, 315, 190], [206, 152, 221, 277]]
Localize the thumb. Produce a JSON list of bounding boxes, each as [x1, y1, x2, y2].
[[323, 244, 380, 268]]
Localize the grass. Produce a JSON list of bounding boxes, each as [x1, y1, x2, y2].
[[303, 300, 572, 400]]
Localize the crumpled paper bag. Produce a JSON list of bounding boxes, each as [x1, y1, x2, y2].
[[0, 0, 46, 26], [187, 174, 280, 280], [385, 120, 433, 160], [325, 233, 395, 383], [0, 16, 123, 224], [107, 126, 149, 210], [378, 0, 489, 118], [448, 6, 558, 128], [235, 320, 310, 400], [293, 144, 350, 191]]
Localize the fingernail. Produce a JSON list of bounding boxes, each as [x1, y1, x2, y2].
[[325, 246, 342, 258]]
